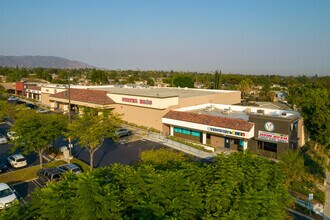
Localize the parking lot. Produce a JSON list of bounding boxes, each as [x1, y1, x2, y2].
[[1, 122, 169, 202], [0, 122, 47, 173], [72, 138, 166, 168]]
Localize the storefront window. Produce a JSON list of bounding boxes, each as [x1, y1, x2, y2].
[[174, 127, 182, 133], [191, 131, 201, 137], [264, 142, 277, 153], [181, 129, 190, 135]]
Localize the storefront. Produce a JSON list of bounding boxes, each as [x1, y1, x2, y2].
[[162, 103, 305, 158], [162, 110, 255, 151], [49, 87, 241, 130]]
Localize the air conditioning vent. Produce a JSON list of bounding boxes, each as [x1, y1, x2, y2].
[[257, 109, 264, 114]]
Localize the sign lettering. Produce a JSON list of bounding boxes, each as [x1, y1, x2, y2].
[[122, 97, 152, 105], [207, 127, 245, 137], [258, 131, 289, 143]]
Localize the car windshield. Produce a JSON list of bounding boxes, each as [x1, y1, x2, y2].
[[16, 158, 25, 162], [53, 174, 60, 179], [0, 188, 13, 198], [0, 134, 5, 138]]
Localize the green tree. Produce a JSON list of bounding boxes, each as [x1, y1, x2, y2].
[[237, 78, 253, 99], [259, 83, 275, 101], [287, 85, 330, 145], [172, 75, 194, 88], [67, 109, 122, 170], [4, 152, 290, 219], [278, 150, 306, 186], [12, 110, 67, 168], [213, 70, 222, 89], [146, 78, 155, 86], [139, 148, 187, 169]]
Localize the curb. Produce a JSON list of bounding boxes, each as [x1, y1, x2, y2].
[[11, 178, 38, 186]]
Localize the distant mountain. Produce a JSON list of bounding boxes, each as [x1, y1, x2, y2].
[[0, 55, 95, 69]]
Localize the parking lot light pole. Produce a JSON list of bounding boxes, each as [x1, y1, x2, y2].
[[68, 78, 73, 163]]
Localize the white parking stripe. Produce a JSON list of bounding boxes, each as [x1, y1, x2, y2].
[[32, 179, 44, 188]]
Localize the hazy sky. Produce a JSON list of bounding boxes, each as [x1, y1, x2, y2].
[[1, 0, 329, 75]]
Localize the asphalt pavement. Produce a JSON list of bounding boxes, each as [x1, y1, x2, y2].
[[72, 138, 166, 168], [0, 123, 45, 173]]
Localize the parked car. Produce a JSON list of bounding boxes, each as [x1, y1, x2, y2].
[[6, 131, 16, 140], [37, 108, 49, 114], [116, 128, 132, 137], [7, 96, 18, 101], [37, 168, 62, 183], [0, 134, 7, 144], [25, 103, 38, 109], [57, 163, 82, 174], [7, 154, 27, 168], [0, 183, 17, 209], [14, 100, 26, 105], [0, 161, 7, 173]]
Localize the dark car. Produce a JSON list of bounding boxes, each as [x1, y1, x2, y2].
[[57, 163, 82, 174], [0, 160, 7, 173], [37, 168, 62, 183], [14, 100, 26, 105], [25, 103, 38, 109], [116, 128, 132, 137]]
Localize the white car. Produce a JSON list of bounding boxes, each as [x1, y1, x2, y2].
[[0, 183, 17, 209], [7, 154, 27, 168], [37, 108, 49, 114], [6, 131, 16, 140], [7, 96, 18, 101], [0, 134, 7, 144]]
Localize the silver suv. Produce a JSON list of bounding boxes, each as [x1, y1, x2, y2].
[[116, 128, 132, 138]]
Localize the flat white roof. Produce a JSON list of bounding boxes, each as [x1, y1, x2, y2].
[[176, 103, 300, 120], [93, 87, 238, 98]]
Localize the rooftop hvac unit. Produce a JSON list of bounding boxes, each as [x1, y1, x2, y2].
[[281, 112, 287, 116], [257, 109, 264, 114]]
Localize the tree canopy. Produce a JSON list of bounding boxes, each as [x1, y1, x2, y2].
[[287, 85, 330, 145], [172, 75, 195, 88], [1, 152, 291, 219], [66, 108, 122, 169], [11, 110, 67, 168]]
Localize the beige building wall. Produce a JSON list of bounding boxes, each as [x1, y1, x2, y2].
[[115, 91, 241, 131], [297, 118, 305, 147], [178, 91, 241, 107], [41, 87, 67, 106], [42, 93, 51, 105], [112, 104, 167, 131]]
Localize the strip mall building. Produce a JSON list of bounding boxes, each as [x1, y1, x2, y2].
[[10, 82, 305, 159], [49, 87, 241, 130]]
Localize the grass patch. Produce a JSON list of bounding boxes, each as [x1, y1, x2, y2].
[[0, 161, 66, 184]]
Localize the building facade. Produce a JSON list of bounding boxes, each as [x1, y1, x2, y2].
[[49, 87, 241, 130], [162, 104, 305, 159]]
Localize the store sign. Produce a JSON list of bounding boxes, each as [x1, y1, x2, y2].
[[264, 122, 275, 132], [122, 97, 152, 105], [207, 127, 245, 137], [258, 131, 289, 143]]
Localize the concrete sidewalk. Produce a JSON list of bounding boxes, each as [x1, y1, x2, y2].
[[123, 124, 234, 160]]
